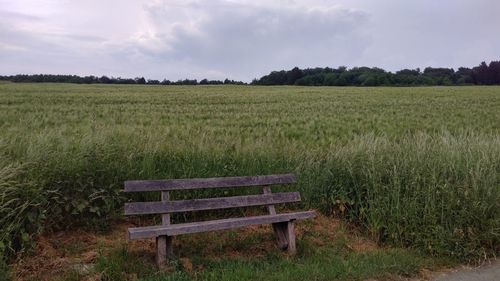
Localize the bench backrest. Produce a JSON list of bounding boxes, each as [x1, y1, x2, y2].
[[124, 174, 299, 216]]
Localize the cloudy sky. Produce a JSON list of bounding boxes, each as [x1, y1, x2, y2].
[[1, 0, 499, 81]]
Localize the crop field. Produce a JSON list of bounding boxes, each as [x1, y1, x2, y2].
[[1, 83, 499, 278]]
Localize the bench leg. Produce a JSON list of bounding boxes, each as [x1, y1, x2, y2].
[[272, 221, 296, 254], [156, 235, 174, 267], [272, 223, 289, 250], [284, 221, 296, 254]]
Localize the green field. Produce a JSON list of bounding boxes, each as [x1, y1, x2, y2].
[[1, 84, 499, 277]]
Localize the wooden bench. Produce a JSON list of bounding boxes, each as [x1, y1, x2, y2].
[[124, 173, 315, 266]]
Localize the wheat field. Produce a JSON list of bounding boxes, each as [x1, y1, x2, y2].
[[0, 83, 499, 262]]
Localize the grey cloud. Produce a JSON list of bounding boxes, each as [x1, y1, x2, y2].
[[0, 0, 498, 81], [0, 10, 42, 21], [0, 7, 125, 76], [136, 1, 371, 80], [344, 0, 500, 71]]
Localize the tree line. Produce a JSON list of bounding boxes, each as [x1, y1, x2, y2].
[[252, 61, 500, 86], [1, 60, 499, 86], [0, 75, 245, 85]]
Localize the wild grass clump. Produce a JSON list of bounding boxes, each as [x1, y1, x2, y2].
[[0, 162, 46, 258], [0, 254, 11, 281], [306, 132, 500, 261]]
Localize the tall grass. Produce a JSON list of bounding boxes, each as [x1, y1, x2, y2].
[[311, 132, 500, 261], [0, 84, 499, 262], [1, 130, 498, 261], [0, 162, 46, 257]]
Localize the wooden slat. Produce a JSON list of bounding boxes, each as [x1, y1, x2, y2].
[[125, 192, 301, 215], [128, 211, 316, 239], [124, 174, 296, 192]]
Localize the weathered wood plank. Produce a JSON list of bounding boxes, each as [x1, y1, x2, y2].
[[128, 211, 315, 239], [285, 221, 296, 254], [124, 174, 296, 192], [272, 222, 289, 250], [124, 192, 301, 215], [165, 236, 173, 259], [156, 236, 166, 267]]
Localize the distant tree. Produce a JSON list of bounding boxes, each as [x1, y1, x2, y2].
[[175, 79, 197, 85], [81, 75, 97, 84], [472, 62, 490, 84], [209, 80, 224, 85], [99, 76, 111, 84], [336, 66, 347, 73], [323, 73, 339, 86], [488, 61, 500, 84], [396, 69, 420, 76], [456, 67, 474, 84], [393, 69, 420, 85], [423, 67, 455, 85], [359, 74, 377, 86], [258, 71, 287, 85], [286, 67, 304, 85], [3, 60, 500, 86]]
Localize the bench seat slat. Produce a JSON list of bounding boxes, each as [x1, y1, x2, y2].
[[124, 192, 301, 215], [128, 211, 315, 239], [124, 174, 296, 192]]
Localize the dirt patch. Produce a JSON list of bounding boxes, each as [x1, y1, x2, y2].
[[348, 236, 378, 252]]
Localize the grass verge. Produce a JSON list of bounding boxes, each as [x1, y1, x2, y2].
[[12, 215, 453, 281]]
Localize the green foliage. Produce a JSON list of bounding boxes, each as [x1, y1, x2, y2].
[[253, 61, 500, 86], [2, 61, 500, 86], [0, 256, 12, 281], [0, 162, 47, 257], [0, 74, 245, 85], [0, 84, 499, 263]]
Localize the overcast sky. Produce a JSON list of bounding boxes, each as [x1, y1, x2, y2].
[[1, 0, 499, 81]]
